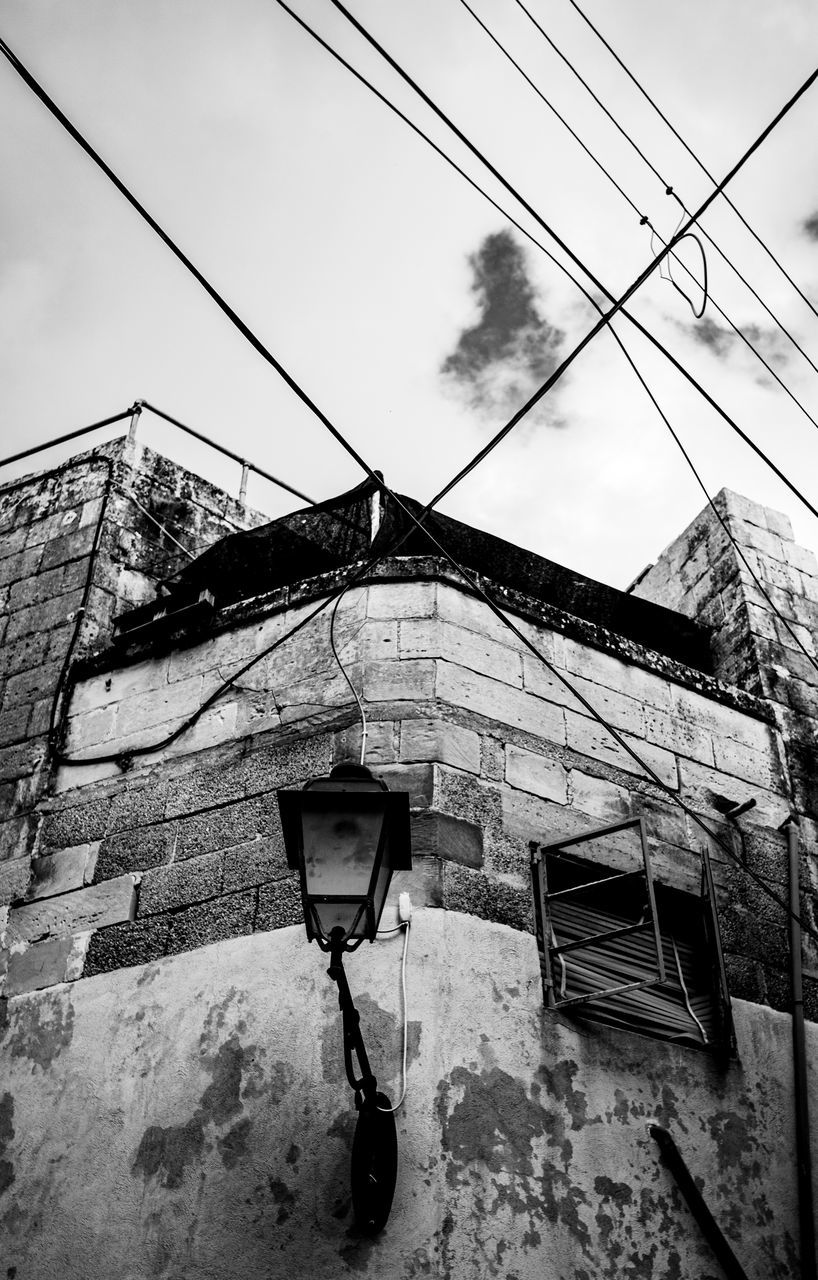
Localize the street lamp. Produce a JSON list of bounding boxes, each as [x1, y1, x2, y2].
[[277, 762, 412, 1234]]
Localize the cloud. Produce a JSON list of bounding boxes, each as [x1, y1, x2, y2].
[[689, 314, 734, 358], [802, 212, 818, 241], [440, 230, 566, 424], [687, 313, 792, 374]]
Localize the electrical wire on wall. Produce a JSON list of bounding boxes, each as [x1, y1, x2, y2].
[[47, 454, 115, 754], [364, 482, 818, 946], [329, 583, 368, 767], [376, 895, 413, 1114]]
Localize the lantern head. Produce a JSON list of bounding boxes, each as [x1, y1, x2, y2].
[[277, 762, 412, 951]]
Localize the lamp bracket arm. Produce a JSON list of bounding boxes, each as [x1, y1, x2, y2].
[[327, 948, 379, 1107]]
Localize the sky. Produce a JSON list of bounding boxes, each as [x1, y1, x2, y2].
[[1, 0, 818, 590]]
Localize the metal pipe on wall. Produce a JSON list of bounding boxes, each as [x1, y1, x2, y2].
[[784, 816, 817, 1280]]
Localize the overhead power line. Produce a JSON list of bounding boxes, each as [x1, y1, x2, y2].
[[462, 0, 818, 439], [606, 322, 818, 681], [370, 490, 818, 944], [271, 1, 818, 682], [3, 15, 804, 938], [5, 14, 817, 542], [323, 1, 818, 517], [0, 34, 377, 494], [512, 0, 818, 381], [565, 0, 818, 325]]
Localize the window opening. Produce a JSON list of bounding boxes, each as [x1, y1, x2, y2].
[[531, 818, 734, 1053]]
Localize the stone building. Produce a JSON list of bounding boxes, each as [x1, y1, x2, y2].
[[0, 433, 816, 1278]]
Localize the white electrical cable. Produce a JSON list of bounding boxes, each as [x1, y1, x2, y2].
[[671, 938, 708, 1044], [377, 918, 411, 1113]]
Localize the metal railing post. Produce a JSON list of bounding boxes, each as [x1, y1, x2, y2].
[[127, 401, 143, 446]]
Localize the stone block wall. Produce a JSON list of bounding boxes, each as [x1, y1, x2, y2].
[[635, 488, 818, 984], [2, 554, 807, 1016], [0, 439, 266, 988]]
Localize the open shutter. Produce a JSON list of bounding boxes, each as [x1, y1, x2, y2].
[[531, 818, 665, 1011], [531, 820, 734, 1051], [700, 844, 736, 1057]]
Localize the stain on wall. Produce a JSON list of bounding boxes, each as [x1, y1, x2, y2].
[[0, 913, 810, 1279], [5, 989, 74, 1071], [0, 1093, 14, 1197]]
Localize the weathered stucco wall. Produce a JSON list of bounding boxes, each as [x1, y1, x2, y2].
[[0, 912, 811, 1279]]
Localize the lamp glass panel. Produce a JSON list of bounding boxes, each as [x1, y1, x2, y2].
[[371, 851, 392, 927], [312, 899, 365, 942], [301, 805, 383, 896]]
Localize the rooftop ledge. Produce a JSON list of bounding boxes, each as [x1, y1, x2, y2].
[[74, 553, 773, 728]]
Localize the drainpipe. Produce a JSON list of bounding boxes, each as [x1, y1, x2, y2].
[[782, 815, 816, 1280]]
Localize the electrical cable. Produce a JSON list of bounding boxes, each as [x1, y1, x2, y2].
[[664, 235, 708, 319], [613, 324, 818, 681], [53, 480, 425, 765], [652, 216, 708, 319], [111, 481, 197, 560], [376, 920, 411, 1114], [6, 13, 816, 540], [53, 567, 365, 765], [0, 34, 379, 495], [457, 0, 818, 449], [274, 0, 818, 582], [377, 489, 818, 945], [565, 0, 818, 326], [6, 13, 813, 936], [329, 582, 368, 766], [671, 937, 709, 1044], [323, 0, 818, 520], [48, 455, 115, 753], [514, 0, 818, 378]]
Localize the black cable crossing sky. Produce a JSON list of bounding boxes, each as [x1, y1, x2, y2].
[[5, 7, 818, 685], [270, 0, 818, 681], [458, 0, 818, 441], [565, 0, 818, 326], [512, 0, 818, 381], [324, 1, 818, 516], [3, 19, 818, 530], [0, 35, 378, 496]]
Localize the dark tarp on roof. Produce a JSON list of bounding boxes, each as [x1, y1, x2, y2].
[[162, 477, 713, 673]]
